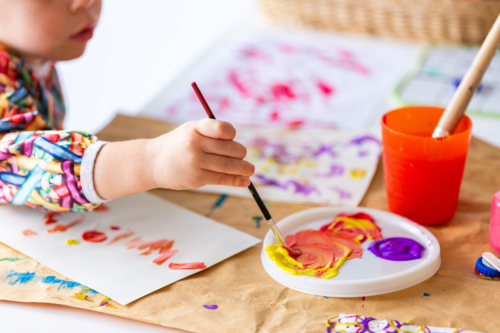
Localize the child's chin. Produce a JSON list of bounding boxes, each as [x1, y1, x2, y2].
[[53, 43, 88, 61]]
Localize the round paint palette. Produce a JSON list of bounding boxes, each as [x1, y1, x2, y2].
[[261, 207, 440, 297]]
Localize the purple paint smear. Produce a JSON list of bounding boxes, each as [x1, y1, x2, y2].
[[349, 135, 380, 146], [315, 165, 344, 177], [203, 304, 218, 310], [368, 237, 425, 261], [312, 144, 337, 158], [256, 174, 320, 196], [330, 187, 351, 200]]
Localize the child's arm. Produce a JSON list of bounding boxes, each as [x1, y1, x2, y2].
[[93, 119, 254, 200]]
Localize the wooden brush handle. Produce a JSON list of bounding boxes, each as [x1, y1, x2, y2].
[[433, 13, 500, 138]]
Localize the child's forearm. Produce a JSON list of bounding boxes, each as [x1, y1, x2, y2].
[[93, 139, 157, 200]]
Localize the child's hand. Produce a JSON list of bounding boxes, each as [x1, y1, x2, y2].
[[147, 119, 254, 190]]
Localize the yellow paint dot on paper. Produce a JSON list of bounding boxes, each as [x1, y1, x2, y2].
[[350, 169, 366, 178], [65, 239, 80, 245]]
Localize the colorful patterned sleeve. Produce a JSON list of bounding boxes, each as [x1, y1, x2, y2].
[[0, 129, 102, 212]]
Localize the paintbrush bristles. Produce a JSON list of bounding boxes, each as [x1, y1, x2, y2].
[[433, 13, 500, 138]]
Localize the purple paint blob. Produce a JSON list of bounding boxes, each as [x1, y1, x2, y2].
[[203, 304, 218, 310], [368, 237, 424, 261], [329, 187, 351, 200], [255, 175, 320, 196]]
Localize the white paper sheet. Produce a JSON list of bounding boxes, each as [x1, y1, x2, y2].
[[141, 28, 421, 129], [0, 193, 261, 305], [197, 128, 381, 206]]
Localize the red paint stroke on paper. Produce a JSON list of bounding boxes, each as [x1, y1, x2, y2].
[[47, 216, 85, 233], [43, 213, 59, 224], [22, 229, 37, 236], [228, 70, 249, 95], [82, 230, 107, 243], [108, 231, 134, 245], [137, 239, 174, 256], [169, 262, 207, 270], [125, 236, 144, 249], [110, 225, 120, 230], [153, 250, 179, 265]]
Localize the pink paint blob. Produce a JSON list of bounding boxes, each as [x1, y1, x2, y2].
[[152, 250, 179, 266], [317, 80, 335, 96], [169, 262, 207, 270], [110, 226, 120, 230], [228, 70, 248, 95], [490, 191, 500, 254], [82, 230, 107, 243], [271, 83, 295, 101]]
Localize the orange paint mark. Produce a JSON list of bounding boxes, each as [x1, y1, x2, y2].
[[22, 229, 37, 236], [168, 262, 206, 270], [153, 250, 178, 265], [137, 239, 174, 255], [108, 231, 135, 245], [47, 216, 85, 233], [43, 212, 59, 224], [124, 236, 144, 249]]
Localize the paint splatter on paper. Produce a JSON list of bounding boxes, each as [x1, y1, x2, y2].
[[206, 194, 229, 217], [0, 270, 98, 294], [108, 231, 134, 245], [0, 257, 28, 262], [143, 31, 420, 129], [197, 129, 381, 206], [47, 215, 85, 233], [22, 229, 37, 236], [92, 296, 118, 309], [65, 239, 80, 245], [203, 304, 218, 310]]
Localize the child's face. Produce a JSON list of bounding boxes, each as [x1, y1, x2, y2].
[[0, 0, 102, 62]]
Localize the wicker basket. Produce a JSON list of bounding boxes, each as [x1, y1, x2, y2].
[[259, 0, 500, 44]]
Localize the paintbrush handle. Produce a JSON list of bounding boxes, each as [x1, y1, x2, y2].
[[433, 13, 500, 138], [248, 182, 272, 220]]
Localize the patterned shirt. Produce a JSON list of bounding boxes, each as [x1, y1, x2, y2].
[[0, 47, 102, 212]]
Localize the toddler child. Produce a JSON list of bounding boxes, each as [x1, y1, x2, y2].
[[0, 0, 255, 212]]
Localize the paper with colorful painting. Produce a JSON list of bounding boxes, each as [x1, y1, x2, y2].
[[0, 192, 261, 305], [142, 28, 420, 128], [197, 128, 381, 206]]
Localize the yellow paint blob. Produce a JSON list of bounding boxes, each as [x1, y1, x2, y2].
[[265, 245, 349, 279], [74, 292, 91, 301], [65, 239, 80, 245], [350, 169, 366, 178]]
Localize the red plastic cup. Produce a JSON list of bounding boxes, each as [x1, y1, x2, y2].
[[381, 106, 472, 225]]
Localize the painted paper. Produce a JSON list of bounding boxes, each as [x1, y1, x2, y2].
[[197, 128, 381, 206], [328, 314, 482, 333], [0, 192, 261, 305], [141, 29, 420, 129]]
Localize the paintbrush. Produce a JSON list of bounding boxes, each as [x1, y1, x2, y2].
[[433, 13, 500, 138], [191, 82, 300, 256]]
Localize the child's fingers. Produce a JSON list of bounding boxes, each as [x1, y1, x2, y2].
[[201, 138, 247, 159], [200, 169, 251, 187], [201, 154, 255, 177], [195, 119, 236, 140]]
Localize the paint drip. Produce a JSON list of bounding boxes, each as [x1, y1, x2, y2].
[[368, 237, 425, 261]]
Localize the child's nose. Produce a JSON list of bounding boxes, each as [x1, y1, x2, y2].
[[70, 0, 96, 12]]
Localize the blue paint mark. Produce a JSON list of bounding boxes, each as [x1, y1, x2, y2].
[[1, 270, 98, 294], [252, 216, 262, 229], [323, 296, 329, 299], [203, 304, 218, 310], [206, 194, 228, 217], [423, 293, 430, 297]]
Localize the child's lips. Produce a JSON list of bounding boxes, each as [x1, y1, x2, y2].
[[71, 23, 96, 42]]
